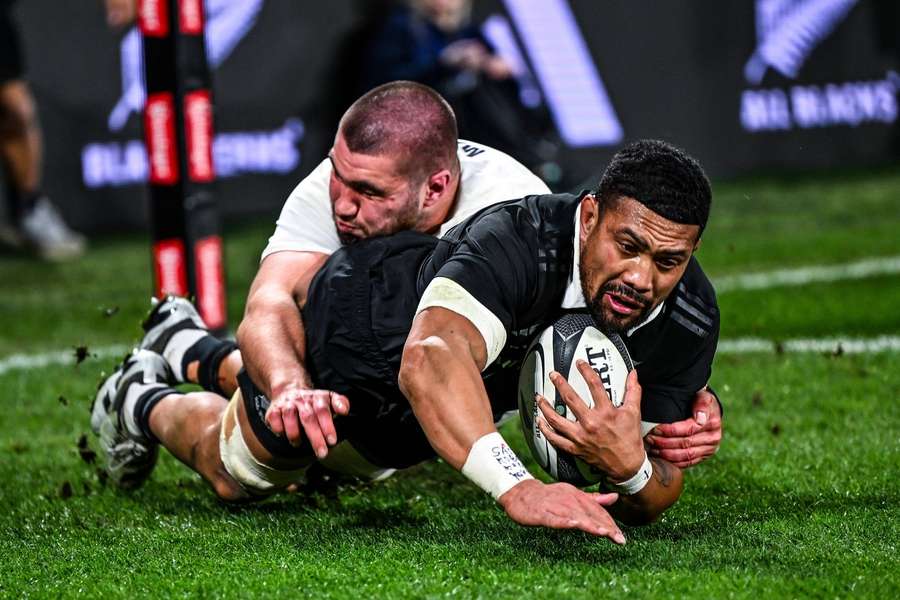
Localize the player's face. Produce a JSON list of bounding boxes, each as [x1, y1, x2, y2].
[[328, 133, 421, 244], [579, 195, 700, 334]]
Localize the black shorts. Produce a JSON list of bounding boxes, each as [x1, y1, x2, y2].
[[243, 231, 441, 470], [0, 5, 24, 84]]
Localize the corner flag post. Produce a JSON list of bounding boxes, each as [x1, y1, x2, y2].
[[139, 0, 227, 333]]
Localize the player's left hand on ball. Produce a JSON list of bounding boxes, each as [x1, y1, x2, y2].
[[645, 387, 722, 469], [538, 364, 645, 481], [265, 383, 350, 459]]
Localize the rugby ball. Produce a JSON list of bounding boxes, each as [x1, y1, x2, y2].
[[518, 313, 633, 487]]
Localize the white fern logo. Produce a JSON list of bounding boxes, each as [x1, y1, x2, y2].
[[744, 0, 858, 85]]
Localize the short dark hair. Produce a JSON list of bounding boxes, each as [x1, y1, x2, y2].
[[339, 81, 459, 183], [597, 139, 712, 235]]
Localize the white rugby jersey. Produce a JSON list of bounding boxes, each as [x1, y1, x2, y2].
[[261, 140, 551, 260]]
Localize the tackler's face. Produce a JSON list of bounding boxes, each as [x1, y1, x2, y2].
[[328, 132, 421, 245], [578, 195, 700, 334]]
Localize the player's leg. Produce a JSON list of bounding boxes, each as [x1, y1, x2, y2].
[[140, 296, 243, 396], [0, 9, 85, 260], [186, 350, 243, 396], [134, 298, 396, 492], [92, 349, 317, 499], [0, 80, 41, 201], [193, 231, 439, 489], [133, 233, 442, 493], [146, 385, 320, 501], [144, 389, 247, 501], [148, 382, 392, 496], [90, 349, 175, 489]]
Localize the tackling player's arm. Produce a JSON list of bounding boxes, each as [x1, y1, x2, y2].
[[398, 306, 626, 544], [236, 250, 349, 458], [538, 363, 683, 526], [646, 282, 723, 468]]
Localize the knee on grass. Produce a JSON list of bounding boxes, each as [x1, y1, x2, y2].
[[209, 468, 255, 504]]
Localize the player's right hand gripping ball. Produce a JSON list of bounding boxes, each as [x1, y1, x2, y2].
[[518, 313, 633, 486]]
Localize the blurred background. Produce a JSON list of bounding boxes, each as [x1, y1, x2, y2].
[[1, 0, 899, 342], [1, 0, 898, 236], [1, 4, 899, 594]]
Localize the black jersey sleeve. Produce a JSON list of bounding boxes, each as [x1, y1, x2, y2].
[[640, 324, 719, 423], [421, 203, 541, 329], [417, 194, 578, 366]]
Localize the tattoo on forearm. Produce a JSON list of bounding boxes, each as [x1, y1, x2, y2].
[[651, 458, 673, 488]]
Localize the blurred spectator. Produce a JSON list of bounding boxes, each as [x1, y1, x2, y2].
[[104, 0, 136, 29], [359, 0, 565, 187], [0, 0, 85, 260], [360, 0, 511, 90]]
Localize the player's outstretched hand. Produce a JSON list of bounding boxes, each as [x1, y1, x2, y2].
[[264, 382, 349, 459], [498, 479, 625, 544], [645, 388, 722, 468], [538, 364, 645, 481]]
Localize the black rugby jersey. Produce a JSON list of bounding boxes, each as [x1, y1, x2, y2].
[[417, 193, 720, 424]]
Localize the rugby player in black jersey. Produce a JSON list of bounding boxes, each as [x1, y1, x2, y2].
[[297, 139, 719, 542], [396, 140, 717, 539]]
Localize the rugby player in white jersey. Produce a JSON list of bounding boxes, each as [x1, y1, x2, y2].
[[91, 82, 721, 520], [91, 81, 551, 494]]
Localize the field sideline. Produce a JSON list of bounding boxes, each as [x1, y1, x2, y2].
[[1, 166, 898, 598]]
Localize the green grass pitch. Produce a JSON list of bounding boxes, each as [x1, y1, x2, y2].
[[1, 167, 898, 598]]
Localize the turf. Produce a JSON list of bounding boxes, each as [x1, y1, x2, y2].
[[1, 166, 899, 598]]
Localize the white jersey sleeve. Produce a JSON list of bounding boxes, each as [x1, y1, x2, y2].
[[260, 159, 340, 260]]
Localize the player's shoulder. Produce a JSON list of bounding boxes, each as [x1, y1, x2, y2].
[[456, 139, 540, 181], [678, 258, 718, 311], [286, 158, 331, 197], [261, 158, 338, 260], [440, 140, 550, 233], [669, 257, 719, 339], [456, 139, 551, 193], [444, 192, 579, 243], [456, 139, 515, 166]]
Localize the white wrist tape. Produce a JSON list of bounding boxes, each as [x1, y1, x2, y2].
[[608, 453, 653, 495], [461, 432, 533, 500]]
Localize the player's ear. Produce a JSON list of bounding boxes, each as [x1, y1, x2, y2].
[[422, 169, 452, 208], [579, 194, 599, 243]]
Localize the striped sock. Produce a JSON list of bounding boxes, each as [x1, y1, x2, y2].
[[120, 381, 177, 443], [162, 329, 209, 382], [179, 334, 238, 396]]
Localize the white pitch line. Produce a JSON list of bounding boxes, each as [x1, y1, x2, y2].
[[1, 335, 898, 377], [714, 255, 900, 293], [2, 255, 899, 375], [718, 336, 900, 355], [0, 344, 129, 376]]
